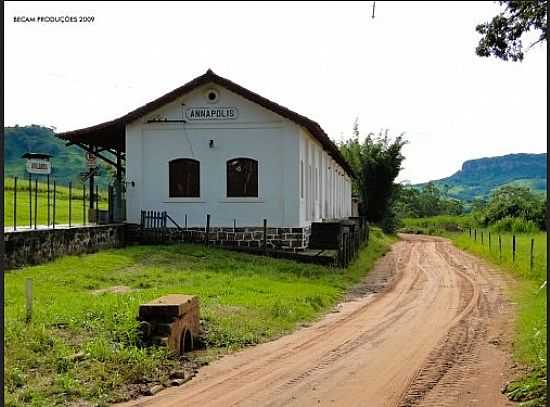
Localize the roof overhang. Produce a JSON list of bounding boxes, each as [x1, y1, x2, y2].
[[56, 69, 355, 178], [22, 153, 52, 160]]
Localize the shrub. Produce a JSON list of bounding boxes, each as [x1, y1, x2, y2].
[[490, 217, 539, 233]]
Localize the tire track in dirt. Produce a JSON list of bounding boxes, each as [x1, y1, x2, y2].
[[118, 235, 514, 407]]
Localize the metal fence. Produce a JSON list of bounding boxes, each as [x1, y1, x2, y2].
[[7, 175, 111, 230]]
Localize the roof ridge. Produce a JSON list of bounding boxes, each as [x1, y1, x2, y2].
[[57, 70, 355, 177]]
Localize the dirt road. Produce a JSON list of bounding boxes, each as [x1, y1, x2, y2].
[[120, 235, 514, 407]]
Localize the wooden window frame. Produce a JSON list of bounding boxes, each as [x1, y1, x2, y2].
[[226, 157, 259, 198], [168, 158, 200, 198]]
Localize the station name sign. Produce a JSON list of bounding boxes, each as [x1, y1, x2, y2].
[[185, 106, 239, 121], [26, 158, 51, 175]]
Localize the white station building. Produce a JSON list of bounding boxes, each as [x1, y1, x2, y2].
[[59, 70, 354, 235]]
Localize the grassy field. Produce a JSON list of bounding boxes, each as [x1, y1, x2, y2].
[[400, 215, 474, 234], [4, 228, 395, 406], [402, 215, 547, 405], [4, 177, 108, 228]]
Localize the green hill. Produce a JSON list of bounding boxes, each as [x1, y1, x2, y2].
[[420, 153, 547, 202], [4, 125, 113, 186]]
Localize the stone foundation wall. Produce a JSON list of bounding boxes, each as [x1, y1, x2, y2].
[[141, 226, 311, 252], [4, 224, 126, 270]]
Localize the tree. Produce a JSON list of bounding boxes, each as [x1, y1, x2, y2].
[[392, 182, 465, 219], [339, 119, 363, 195], [476, 0, 547, 62], [340, 125, 407, 229], [482, 185, 546, 226]]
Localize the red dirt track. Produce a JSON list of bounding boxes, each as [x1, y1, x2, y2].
[[119, 235, 514, 407]]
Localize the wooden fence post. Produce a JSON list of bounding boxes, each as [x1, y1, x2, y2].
[[512, 234, 516, 264], [481, 231, 484, 245], [25, 278, 32, 323], [474, 229, 477, 241], [185, 214, 188, 230], [499, 235, 502, 263], [163, 211, 167, 241], [469, 227, 471, 238], [205, 214, 210, 246], [488, 231, 491, 250], [530, 238, 534, 273]]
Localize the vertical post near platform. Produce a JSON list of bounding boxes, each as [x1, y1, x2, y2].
[[28, 174, 32, 229], [263, 219, 267, 253], [13, 176, 17, 231], [89, 169, 95, 209], [34, 178, 38, 229], [53, 180, 56, 229], [83, 184, 86, 225], [69, 182, 72, 227], [47, 175, 50, 227], [115, 150, 123, 222]]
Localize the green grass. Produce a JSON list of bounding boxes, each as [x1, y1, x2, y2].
[[4, 228, 395, 406], [446, 231, 546, 406], [452, 231, 546, 283], [400, 215, 475, 234], [4, 177, 108, 228]]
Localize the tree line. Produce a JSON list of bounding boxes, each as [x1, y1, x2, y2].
[[339, 120, 546, 233]]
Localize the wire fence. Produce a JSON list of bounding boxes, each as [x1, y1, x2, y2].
[[5, 175, 111, 230], [466, 227, 546, 280]]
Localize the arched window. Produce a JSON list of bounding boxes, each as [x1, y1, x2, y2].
[[227, 158, 258, 197], [169, 159, 200, 197]]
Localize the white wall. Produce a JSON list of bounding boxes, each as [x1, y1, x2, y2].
[[126, 83, 300, 227], [125, 81, 352, 228], [297, 128, 353, 226]]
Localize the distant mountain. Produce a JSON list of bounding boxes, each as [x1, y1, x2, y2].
[[4, 125, 112, 186], [418, 153, 547, 202]]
